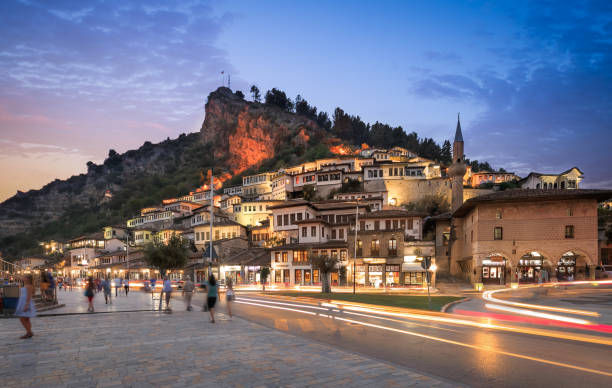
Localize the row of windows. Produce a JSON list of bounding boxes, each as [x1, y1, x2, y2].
[[317, 173, 341, 182], [536, 180, 577, 189], [243, 175, 271, 185], [253, 233, 269, 242], [276, 212, 311, 226], [491, 225, 575, 240], [274, 250, 348, 263], [355, 238, 398, 256], [359, 219, 413, 231], [195, 230, 238, 241]]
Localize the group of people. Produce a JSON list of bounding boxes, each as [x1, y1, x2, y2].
[[160, 274, 234, 323]]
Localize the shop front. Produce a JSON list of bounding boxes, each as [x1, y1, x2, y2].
[[481, 255, 507, 285], [556, 253, 576, 281], [402, 262, 426, 286], [385, 264, 400, 286], [517, 253, 543, 283], [368, 264, 384, 287]]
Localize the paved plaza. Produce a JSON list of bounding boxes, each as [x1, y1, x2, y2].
[[1, 290, 454, 387]]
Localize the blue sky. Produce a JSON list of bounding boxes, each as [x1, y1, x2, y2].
[[0, 0, 611, 201]]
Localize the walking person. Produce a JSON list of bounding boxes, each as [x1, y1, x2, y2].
[[102, 277, 112, 304], [205, 274, 218, 323], [225, 278, 234, 318], [183, 276, 195, 311], [85, 277, 95, 312], [114, 276, 120, 297], [124, 277, 129, 296], [15, 274, 36, 339], [162, 276, 172, 311]]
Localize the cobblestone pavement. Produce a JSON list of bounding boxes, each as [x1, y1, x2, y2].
[[1, 293, 456, 387]]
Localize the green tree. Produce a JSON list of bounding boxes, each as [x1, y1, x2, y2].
[[338, 266, 347, 286], [440, 140, 452, 164], [265, 88, 294, 111], [310, 253, 338, 293], [250, 85, 261, 102], [143, 234, 189, 276], [260, 267, 270, 291], [235, 90, 245, 99]]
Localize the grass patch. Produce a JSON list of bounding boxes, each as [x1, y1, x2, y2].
[[269, 292, 462, 311]]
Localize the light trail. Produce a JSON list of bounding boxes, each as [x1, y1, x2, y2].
[[482, 281, 612, 317], [485, 303, 592, 325], [235, 299, 612, 377], [239, 296, 612, 346]]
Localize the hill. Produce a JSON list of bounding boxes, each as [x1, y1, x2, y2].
[[0, 86, 455, 259]]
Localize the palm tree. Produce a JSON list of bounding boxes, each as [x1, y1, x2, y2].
[[310, 253, 338, 294]]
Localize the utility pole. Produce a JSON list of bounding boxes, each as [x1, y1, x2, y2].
[[228, 74, 231, 89], [353, 201, 359, 294], [209, 172, 214, 278], [126, 232, 129, 284]]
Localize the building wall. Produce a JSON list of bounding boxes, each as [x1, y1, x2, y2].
[[365, 178, 451, 207], [451, 198, 599, 282]]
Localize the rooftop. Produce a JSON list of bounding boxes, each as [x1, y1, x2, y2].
[[453, 189, 612, 217], [359, 209, 428, 219]]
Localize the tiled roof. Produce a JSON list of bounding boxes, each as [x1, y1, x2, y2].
[[453, 189, 612, 217], [359, 210, 427, 219], [222, 248, 269, 266], [271, 241, 348, 250], [294, 218, 329, 225], [268, 200, 312, 210]]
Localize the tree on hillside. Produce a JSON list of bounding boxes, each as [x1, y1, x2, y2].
[[441, 140, 452, 164], [316, 111, 332, 130], [295, 94, 317, 120], [250, 85, 261, 102], [310, 253, 338, 293], [265, 88, 294, 111], [235, 90, 245, 99], [143, 234, 189, 276]]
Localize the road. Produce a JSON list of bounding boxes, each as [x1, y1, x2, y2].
[[231, 293, 612, 387]]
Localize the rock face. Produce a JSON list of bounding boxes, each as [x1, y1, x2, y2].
[[201, 87, 319, 174]]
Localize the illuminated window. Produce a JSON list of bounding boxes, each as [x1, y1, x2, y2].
[[371, 239, 380, 256], [565, 225, 574, 239], [356, 240, 363, 256], [495, 209, 502, 219], [494, 227, 503, 240], [388, 238, 397, 256]]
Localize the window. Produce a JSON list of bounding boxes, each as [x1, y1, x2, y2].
[[393, 220, 399, 229], [215, 230, 220, 240], [566, 208, 573, 216], [282, 252, 288, 262], [495, 209, 502, 219], [339, 228, 344, 240], [331, 250, 338, 259], [331, 229, 337, 239], [442, 232, 450, 246], [302, 227, 307, 237], [385, 220, 391, 230], [360, 221, 365, 231], [297, 213, 303, 221], [356, 240, 363, 256], [311, 226, 317, 237], [275, 252, 280, 263], [374, 221, 380, 231], [565, 225, 575, 239], [494, 227, 503, 240], [321, 227, 325, 237], [284, 214, 289, 225], [388, 238, 397, 256], [290, 214, 296, 224], [277, 215, 282, 227], [371, 239, 380, 256], [407, 219, 413, 229]]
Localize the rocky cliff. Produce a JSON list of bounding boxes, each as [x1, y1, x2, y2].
[[200, 87, 321, 174], [0, 87, 326, 256]]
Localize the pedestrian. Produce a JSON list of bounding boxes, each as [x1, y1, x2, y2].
[[95, 277, 101, 293], [150, 277, 157, 294], [183, 276, 195, 311], [162, 276, 172, 311], [205, 274, 218, 323], [226, 277, 234, 318], [85, 277, 95, 312], [114, 276, 120, 297], [40, 272, 50, 302], [15, 274, 36, 339], [47, 272, 56, 302], [124, 277, 129, 296], [102, 277, 112, 304]]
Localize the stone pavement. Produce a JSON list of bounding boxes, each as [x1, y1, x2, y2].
[[1, 292, 456, 387]]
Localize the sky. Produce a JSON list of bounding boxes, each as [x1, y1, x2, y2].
[[1, 0, 611, 202]]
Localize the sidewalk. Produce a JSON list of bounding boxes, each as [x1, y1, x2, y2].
[[0, 294, 455, 387]]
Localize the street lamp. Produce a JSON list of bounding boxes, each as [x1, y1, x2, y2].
[[353, 199, 361, 295]]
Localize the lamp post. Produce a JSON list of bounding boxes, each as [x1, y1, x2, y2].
[[353, 199, 360, 294]]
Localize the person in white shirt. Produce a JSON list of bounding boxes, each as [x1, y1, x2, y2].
[[114, 277, 121, 297]]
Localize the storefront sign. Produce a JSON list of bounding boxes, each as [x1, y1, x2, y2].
[[356, 266, 366, 272], [368, 265, 383, 272], [273, 263, 290, 269], [386, 265, 400, 272], [221, 265, 241, 271]]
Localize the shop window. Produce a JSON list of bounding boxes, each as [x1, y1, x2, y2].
[[565, 225, 575, 239], [388, 238, 397, 256], [340, 250, 347, 261], [494, 227, 503, 240], [331, 250, 338, 259], [371, 239, 380, 256], [356, 240, 363, 256]]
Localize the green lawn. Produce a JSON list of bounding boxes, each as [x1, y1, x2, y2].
[[269, 292, 462, 311]]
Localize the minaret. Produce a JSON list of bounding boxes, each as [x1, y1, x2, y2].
[[448, 114, 466, 212]]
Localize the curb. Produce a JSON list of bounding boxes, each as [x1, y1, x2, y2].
[[441, 297, 470, 313]]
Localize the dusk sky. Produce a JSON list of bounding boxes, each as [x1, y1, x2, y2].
[[1, 0, 611, 202]]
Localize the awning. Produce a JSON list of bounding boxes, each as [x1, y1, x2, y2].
[[402, 263, 426, 272]]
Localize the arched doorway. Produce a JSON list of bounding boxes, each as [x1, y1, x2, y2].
[[481, 253, 509, 285], [517, 252, 544, 283], [556, 252, 577, 281]]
